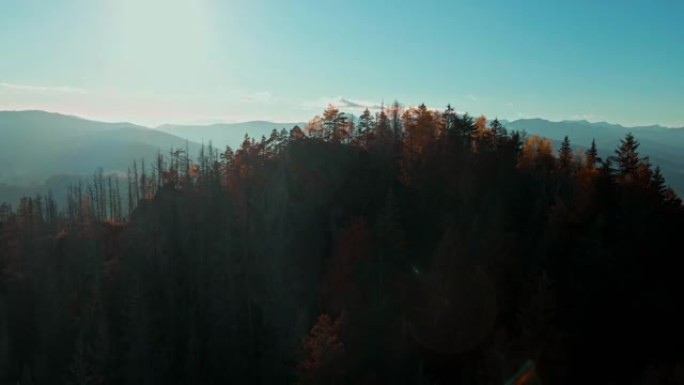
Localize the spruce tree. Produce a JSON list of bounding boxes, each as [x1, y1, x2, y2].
[[558, 136, 573, 171], [357, 108, 374, 134], [585, 138, 599, 168], [614, 133, 641, 177]]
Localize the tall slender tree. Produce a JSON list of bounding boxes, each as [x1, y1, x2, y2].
[[614, 133, 641, 177], [558, 136, 573, 171], [585, 139, 599, 168], [357, 108, 374, 134]]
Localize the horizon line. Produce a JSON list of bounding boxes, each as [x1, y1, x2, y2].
[[0, 108, 682, 131]]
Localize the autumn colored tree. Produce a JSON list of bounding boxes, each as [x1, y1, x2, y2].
[[299, 313, 346, 385], [518, 135, 555, 171], [0, 104, 681, 385]]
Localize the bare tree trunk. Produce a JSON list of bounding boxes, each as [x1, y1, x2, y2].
[[108, 175, 113, 220], [133, 160, 140, 205]]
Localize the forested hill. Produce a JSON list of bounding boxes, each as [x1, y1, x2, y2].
[[502, 118, 684, 194], [0, 110, 204, 209], [2, 110, 683, 207], [157, 120, 307, 150], [0, 111, 304, 207], [0, 110, 202, 185], [0, 105, 683, 384]]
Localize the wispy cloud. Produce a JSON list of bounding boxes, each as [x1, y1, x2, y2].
[[466, 94, 479, 101], [0, 82, 86, 94], [569, 114, 603, 121], [303, 97, 468, 116], [338, 98, 384, 110], [302, 97, 384, 112]]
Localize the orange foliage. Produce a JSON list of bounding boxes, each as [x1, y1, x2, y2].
[[402, 104, 444, 156], [305, 116, 324, 137], [470, 114, 494, 152], [518, 135, 554, 170], [299, 312, 346, 384]]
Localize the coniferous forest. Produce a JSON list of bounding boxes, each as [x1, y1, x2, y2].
[[1, 104, 683, 384]]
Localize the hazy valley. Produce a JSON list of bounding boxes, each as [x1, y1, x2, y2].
[[2, 109, 682, 206]]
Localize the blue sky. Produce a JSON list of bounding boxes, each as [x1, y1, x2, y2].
[[1, 0, 683, 127]]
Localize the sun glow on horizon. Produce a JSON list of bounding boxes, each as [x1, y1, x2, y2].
[[100, 0, 219, 92]]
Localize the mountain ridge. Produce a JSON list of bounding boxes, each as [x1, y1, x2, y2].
[[156, 120, 307, 149], [1, 110, 682, 204], [0, 110, 202, 184]]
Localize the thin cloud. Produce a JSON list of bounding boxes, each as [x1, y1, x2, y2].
[[338, 98, 383, 110], [302, 97, 383, 111], [303, 98, 464, 115], [0, 82, 86, 94], [569, 114, 602, 121], [466, 94, 479, 101]]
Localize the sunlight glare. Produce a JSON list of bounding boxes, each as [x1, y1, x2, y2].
[[104, 0, 214, 88]]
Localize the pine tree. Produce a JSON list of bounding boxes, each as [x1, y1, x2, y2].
[[650, 166, 667, 196], [390, 100, 403, 138], [442, 104, 457, 134], [357, 108, 374, 134], [614, 133, 641, 177], [460, 113, 475, 137], [489, 118, 506, 137], [374, 108, 391, 140], [585, 138, 599, 168], [558, 136, 573, 171], [331, 112, 351, 143], [376, 108, 389, 130]]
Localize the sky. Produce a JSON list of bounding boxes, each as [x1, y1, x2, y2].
[[1, 0, 683, 127]]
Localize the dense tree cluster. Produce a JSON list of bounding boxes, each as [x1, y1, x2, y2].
[[1, 103, 682, 384]]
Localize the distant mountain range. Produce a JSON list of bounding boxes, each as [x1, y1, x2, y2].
[[156, 120, 307, 150], [501, 118, 684, 193], [0, 111, 201, 206], [0, 110, 682, 206], [0, 110, 202, 185]]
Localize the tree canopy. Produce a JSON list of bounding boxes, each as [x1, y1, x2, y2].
[[0, 104, 682, 384]]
